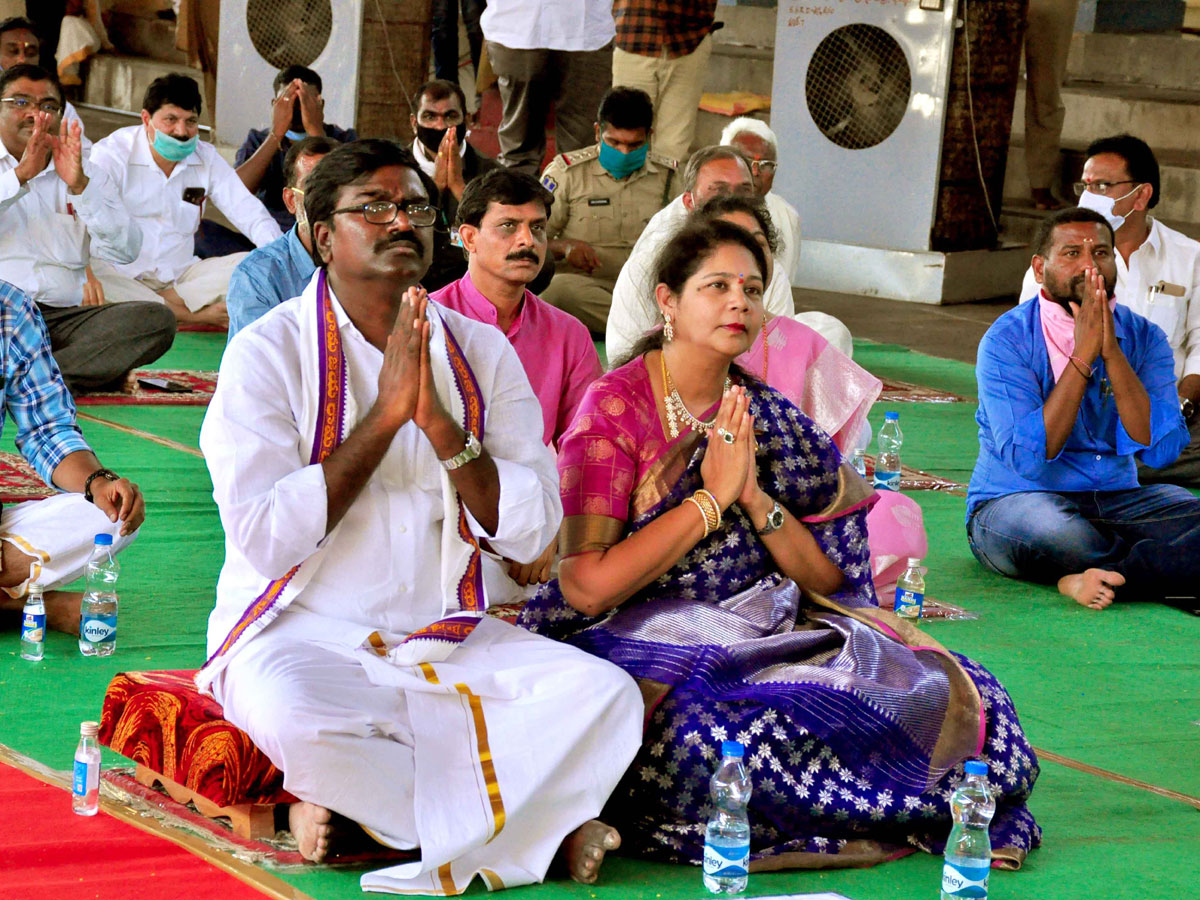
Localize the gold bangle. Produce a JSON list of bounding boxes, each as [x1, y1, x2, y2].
[[692, 489, 722, 534], [684, 496, 711, 538]]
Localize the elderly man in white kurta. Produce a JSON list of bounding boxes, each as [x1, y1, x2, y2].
[[197, 140, 640, 895]]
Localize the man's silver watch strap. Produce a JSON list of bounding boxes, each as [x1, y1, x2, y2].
[[441, 430, 482, 470]]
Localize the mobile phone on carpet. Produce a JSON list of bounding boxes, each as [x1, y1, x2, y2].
[[137, 377, 192, 393]]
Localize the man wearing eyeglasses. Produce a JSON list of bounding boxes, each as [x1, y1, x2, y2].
[[720, 117, 802, 286], [199, 139, 641, 888], [0, 64, 175, 393], [0, 16, 89, 148], [1018, 135, 1200, 485]]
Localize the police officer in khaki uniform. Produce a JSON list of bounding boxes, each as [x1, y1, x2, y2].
[[539, 87, 676, 334]]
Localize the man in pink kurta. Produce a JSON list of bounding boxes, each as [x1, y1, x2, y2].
[[430, 169, 602, 448]]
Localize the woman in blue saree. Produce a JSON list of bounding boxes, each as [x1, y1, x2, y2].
[[517, 219, 1040, 872]]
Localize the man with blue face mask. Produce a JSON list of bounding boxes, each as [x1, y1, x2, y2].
[[1018, 135, 1200, 485], [87, 73, 282, 327], [538, 87, 676, 333]]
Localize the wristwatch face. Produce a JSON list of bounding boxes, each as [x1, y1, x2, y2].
[[1183, 398, 1195, 420], [767, 504, 785, 530]]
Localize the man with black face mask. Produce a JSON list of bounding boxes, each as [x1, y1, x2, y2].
[[234, 65, 357, 232], [967, 208, 1200, 612], [409, 80, 496, 229]]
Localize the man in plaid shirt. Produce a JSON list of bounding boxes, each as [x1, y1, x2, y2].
[[612, 0, 720, 164], [0, 279, 143, 635]]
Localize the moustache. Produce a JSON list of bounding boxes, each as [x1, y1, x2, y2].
[[377, 231, 424, 254], [505, 250, 540, 264]]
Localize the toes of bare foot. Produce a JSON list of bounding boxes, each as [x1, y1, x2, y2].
[[1058, 569, 1123, 610], [289, 801, 334, 862], [562, 819, 620, 885]]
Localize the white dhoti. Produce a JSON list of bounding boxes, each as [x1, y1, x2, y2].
[[0, 494, 138, 597], [93, 254, 249, 312], [213, 615, 642, 894]]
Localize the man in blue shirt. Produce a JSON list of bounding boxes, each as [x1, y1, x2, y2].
[[0, 279, 144, 634], [967, 208, 1200, 610], [226, 136, 337, 339]]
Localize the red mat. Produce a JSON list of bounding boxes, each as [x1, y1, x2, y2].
[[0, 760, 267, 900], [0, 451, 55, 504], [877, 377, 970, 403], [75, 370, 217, 407]]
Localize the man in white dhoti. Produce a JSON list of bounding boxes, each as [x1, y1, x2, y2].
[[0, 277, 143, 632], [198, 140, 642, 894]]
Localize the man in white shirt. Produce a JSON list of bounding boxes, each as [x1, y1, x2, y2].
[[89, 73, 282, 327], [0, 64, 174, 392], [0, 16, 90, 147], [482, 0, 615, 173], [1017, 135, 1200, 484], [719, 117, 803, 284], [199, 140, 640, 891]]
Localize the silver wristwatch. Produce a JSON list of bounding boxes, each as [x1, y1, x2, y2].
[[756, 500, 785, 535], [441, 431, 482, 470]]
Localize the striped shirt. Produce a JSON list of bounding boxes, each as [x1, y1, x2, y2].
[[614, 0, 718, 58], [0, 280, 90, 486]]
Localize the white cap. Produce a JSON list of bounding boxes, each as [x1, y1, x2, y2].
[[80, 721, 99, 737], [907, 557, 922, 567]]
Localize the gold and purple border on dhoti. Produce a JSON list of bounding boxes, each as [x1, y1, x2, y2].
[[203, 271, 348, 668], [441, 319, 486, 614]]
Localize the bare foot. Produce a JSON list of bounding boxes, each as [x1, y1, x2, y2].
[[122, 371, 140, 394], [289, 801, 334, 862], [163, 294, 229, 328], [44, 590, 84, 634], [1057, 569, 1125, 610], [1031, 188, 1064, 211], [560, 819, 620, 885]]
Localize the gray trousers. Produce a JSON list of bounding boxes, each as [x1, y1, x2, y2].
[[37, 302, 176, 393], [486, 40, 613, 174], [1138, 415, 1200, 487]]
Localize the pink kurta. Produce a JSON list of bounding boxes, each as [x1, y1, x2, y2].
[[431, 273, 603, 447]]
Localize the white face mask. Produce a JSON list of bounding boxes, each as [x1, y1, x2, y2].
[[1076, 183, 1140, 232]]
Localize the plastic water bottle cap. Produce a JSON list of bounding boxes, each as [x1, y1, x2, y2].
[[964, 759, 988, 776], [907, 557, 922, 567], [721, 740, 745, 758], [884, 411, 899, 420], [80, 721, 99, 737], [93, 533, 113, 546]]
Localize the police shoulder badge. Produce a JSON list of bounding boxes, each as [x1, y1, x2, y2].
[[541, 174, 558, 193]]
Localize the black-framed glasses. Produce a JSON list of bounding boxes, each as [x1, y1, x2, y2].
[[331, 200, 437, 227], [0, 96, 63, 115], [1072, 180, 1139, 197], [748, 159, 778, 174]]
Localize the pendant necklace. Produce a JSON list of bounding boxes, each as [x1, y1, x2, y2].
[[659, 350, 730, 439]]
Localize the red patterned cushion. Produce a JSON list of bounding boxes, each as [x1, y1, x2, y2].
[[99, 670, 294, 807]]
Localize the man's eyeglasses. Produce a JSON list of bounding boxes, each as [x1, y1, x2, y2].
[[748, 159, 778, 175], [0, 96, 63, 115], [331, 200, 438, 227], [1072, 180, 1139, 197]]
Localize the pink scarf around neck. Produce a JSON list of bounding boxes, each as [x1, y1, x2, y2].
[[1037, 290, 1116, 382]]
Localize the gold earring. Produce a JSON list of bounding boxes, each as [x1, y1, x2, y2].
[[664, 315, 674, 342]]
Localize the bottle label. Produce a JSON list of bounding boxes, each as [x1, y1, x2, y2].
[[872, 470, 901, 491], [72, 758, 98, 797], [21, 611, 45, 644], [894, 589, 924, 618], [81, 614, 117, 644], [941, 859, 989, 898], [703, 840, 749, 880]]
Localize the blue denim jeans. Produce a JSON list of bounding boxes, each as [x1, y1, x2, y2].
[[967, 486, 1200, 601]]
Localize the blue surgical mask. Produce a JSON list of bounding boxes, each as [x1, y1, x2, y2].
[[152, 127, 198, 162], [599, 141, 647, 180], [285, 129, 308, 142]]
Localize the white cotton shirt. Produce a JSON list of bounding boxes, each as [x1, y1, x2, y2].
[[200, 277, 561, 653], [606, 195, 797, 364], [1019, 217, 1200, 380], [481, 0, 615, 51], [0, 144, 140, 307], [766, 190, 803, 284], [88, 124, 282, 283]]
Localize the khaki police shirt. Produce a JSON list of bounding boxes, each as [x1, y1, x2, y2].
[[541, 145, 676, 281]]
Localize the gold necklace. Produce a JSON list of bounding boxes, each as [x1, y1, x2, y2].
[[659, 350, 731, 439]]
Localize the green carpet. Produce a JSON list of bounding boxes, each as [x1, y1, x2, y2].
[[1, 335, 1196, 900]]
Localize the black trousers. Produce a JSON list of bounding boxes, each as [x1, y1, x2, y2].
[[37, 301, 177, 393]]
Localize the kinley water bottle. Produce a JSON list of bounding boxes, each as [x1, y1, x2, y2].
[[873, 411, 903, 491], [941, 759, 996, 899], [79, 534, 119, 657], [703, 740, 752, 894]]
